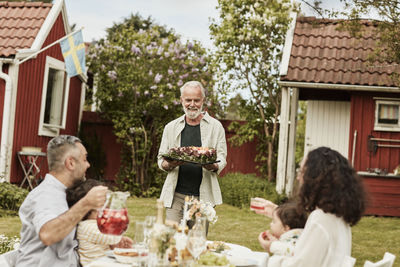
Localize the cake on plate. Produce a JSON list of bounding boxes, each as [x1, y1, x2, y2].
[[164, 146, 217, 164]]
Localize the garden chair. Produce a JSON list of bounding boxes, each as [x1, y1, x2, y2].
[[363, 252, 396, 267], [342, 255, 356, 267], [0, 249, 17, 267]]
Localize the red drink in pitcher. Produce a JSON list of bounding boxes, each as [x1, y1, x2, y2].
[[97, 208, 129, 235], [97, 191, 130, 235]]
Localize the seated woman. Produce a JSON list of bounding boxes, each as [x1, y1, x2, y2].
[[256, 147, 367, 267]]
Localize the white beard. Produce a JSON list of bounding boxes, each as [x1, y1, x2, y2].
[[183, 105, 203, 120]]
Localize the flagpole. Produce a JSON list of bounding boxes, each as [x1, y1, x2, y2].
[[17, 27, 84, 65]]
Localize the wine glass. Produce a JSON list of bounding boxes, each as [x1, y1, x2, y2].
[[144, 216, 156, 245], [135, 221, 147, 266], [186, 229, 206, 260]]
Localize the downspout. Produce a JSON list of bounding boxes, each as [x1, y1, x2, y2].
[[0, 60, 13, 178]]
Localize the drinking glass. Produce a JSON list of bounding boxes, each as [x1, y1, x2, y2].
[[135, 221, 148, 266], [250, 197, 265, 211], [186, 229, 206, 260], [144, 216, 156, 244]]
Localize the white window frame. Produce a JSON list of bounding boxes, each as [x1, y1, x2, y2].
[[38, 56, 70, 137], [374, 98, 400, 132]]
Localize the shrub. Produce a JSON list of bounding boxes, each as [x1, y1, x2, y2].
[[0, 182, 28, 214], [0, 235, 20, 254], [219, 173, 287, 208]]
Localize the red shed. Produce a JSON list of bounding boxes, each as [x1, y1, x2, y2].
[[0, 0, 87, 184], [277, 16, 400, 216]]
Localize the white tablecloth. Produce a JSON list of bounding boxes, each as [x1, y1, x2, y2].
[[87, 242, 269, 267]]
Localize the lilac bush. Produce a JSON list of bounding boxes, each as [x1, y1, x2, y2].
[[87, 15, 219, 193]]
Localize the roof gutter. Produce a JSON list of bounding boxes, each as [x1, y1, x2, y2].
[[0, 59, 15, 178], [278, 81, 400, 93]]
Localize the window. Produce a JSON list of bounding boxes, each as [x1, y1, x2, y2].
[[38, 56, 70, 137], [374, 99, 400, 131]]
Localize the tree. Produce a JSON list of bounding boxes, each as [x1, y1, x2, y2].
[[87, 14, 218, 193], [210, 0, 298, 181], [225, 93, 246, 120]]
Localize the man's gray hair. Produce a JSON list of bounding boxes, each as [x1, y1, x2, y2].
[[180, 81, 206, 98], [47, 135, 82, 172]]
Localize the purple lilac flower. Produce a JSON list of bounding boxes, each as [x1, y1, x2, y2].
[[162, 38, 169, 45], [157, 47, 164, 55], [168, 69, 174, 75], [181, 73, 189, 79], [173, 100, 180, 105], [149, 70, 153, 76], [187, 42, 194, 50], [159, 93, 164, 98], [182, 64, 187, 69], [177, 80, 183, 86], [144, 90, 150, 96], [199, 56, 205, 65], [167, 83, 173, 89], [150, 85, 157, 90], [192, 68, 199, 73], [154, 73, 163, 83], [163, 105, 169, 110], [146, 45, 154, 54], [107, 70, 117, 81], [131, 45, 141, 55]]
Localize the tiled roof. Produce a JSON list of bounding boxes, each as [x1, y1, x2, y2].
[[0, 1, 52, 57], [280, 16, 400, 87]]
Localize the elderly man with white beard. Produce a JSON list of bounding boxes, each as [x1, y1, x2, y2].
[[157, 80, 227, 225]]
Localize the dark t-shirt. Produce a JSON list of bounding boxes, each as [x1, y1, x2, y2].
[[175, 122, 202, 196]]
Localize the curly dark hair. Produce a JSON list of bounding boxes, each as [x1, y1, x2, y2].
[[66, 179, 104, 220], [298, 147, 367, 226], [276, 201, 308, 229]]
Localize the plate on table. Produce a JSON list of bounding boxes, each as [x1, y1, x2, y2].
[[104, 250, 115, 259], [227, 255, 258, 267], [162, 155, 220, 166], [113, 248, 147, 264]]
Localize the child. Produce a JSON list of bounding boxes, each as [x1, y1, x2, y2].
[[259, 201, 307, 257], [66, 179, 133, 266]]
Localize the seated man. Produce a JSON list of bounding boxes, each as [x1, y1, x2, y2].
[[16, 135, 108, 267]]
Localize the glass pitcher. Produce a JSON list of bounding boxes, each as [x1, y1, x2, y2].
[[97, 191, 130, 235]]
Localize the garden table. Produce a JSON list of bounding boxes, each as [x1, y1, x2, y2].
[[87, 242, 269, 267]]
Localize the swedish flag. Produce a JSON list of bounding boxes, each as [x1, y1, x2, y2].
[[60, 29, 86, 77]]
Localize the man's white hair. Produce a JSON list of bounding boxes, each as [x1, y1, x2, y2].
[[180, 81, 206, 98]]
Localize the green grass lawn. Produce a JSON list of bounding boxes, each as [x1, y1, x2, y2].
[[1, 197, 399, 267]]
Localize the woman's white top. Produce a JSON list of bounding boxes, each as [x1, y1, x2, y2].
[[268, 208, 352, 267]]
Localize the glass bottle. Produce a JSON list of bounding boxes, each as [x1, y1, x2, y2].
[[148, 199, 173, 267]]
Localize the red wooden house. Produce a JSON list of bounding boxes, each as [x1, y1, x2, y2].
[[0, 0, 87, 184], [277, 16, 400, 216]]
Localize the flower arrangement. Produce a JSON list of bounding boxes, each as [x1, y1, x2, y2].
[[149, 224, 176, 259], [0, 235, 20, 254], [185, 197, 218, 224]]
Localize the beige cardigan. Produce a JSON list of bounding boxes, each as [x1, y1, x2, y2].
[[157, 112, 227, 207]]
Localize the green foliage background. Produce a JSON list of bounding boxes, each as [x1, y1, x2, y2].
[[210, 0, 299, 180], [87, 14, 221, 194]]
